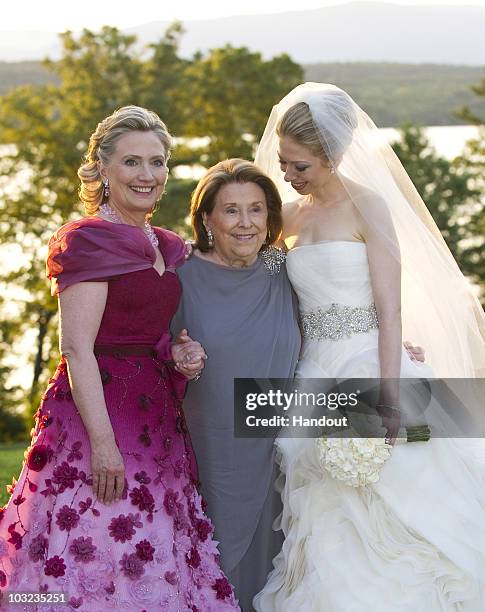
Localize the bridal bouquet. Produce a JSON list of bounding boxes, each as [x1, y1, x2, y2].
[[316, 437, 392, 487]]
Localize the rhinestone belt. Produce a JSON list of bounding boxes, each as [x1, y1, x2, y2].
[[301, 303, 379, 341]]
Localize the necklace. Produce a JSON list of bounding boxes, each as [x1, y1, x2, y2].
[[99, 203, 159, 248]]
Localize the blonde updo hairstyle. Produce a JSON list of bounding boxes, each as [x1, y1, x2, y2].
[[276, 92, 358, 166], [78, 105, 172, 216], [277, 102, 328, 160]]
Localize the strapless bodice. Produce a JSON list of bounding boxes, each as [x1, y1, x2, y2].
[[286, 241, 374, 313]]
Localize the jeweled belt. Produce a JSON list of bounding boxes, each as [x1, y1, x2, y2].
[[301, 303, 379, 341]]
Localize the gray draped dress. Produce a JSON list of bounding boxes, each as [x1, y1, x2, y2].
[[171, 252, 300, 611]]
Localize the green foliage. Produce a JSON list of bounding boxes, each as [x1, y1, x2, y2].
[[152, 178, 197, 237], [393, 125, 484, 301], [0, 300, 29, 450], [140, 22, 190, 136], [0, 408, 28, 444], [182, 46, 303, 165], [0, 25, 301, 432], [453, 73, 485, 300], [0, 306, 29, 442], [0, 24, 482, 442], [0, 31, 145, 422], [455, 76, 485, 125], [453, 136, 485, 300]]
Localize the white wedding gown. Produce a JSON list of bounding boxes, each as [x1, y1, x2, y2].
[[254, 241, 485, 612]]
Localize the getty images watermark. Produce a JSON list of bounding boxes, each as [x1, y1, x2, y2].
[[234, 378, 485, 439], [245, 388, 355, 428]]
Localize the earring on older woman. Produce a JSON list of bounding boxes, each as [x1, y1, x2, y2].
[[207, 228, 214, 247], [103, 179, 110, 198]]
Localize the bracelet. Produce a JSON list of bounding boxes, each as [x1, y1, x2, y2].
[[376, 404, 401, 419], [376, 404, 401, 412]]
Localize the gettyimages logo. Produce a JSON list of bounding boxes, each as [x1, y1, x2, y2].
[[245, 389, 359, 411], [234, 378, 485, 439]]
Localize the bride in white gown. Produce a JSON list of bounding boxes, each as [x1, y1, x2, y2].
[[253, 83, 485, 611]]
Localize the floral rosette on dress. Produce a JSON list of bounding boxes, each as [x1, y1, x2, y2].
[[316, 437, 392, 487]]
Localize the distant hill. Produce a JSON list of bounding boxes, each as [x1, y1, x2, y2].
[[0, 60, 482, 128], [1, 3, 484, 65], [0, 61, 59, 93], [304, 63, 485, 126]]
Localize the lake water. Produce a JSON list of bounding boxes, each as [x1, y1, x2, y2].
[[173, 125, 481, 179], [380, 125, 480, 160], [0, 125, 480, 182]]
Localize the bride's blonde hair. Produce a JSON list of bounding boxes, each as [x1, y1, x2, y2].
[[276, 94, 357, 163]]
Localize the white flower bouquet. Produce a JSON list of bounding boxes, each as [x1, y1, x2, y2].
[[316, 437, 392, 487]]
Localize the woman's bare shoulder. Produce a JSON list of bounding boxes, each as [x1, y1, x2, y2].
[[281, 198, 304, 219]]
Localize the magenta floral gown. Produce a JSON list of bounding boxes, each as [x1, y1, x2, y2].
[[0, 218, 239, 611]]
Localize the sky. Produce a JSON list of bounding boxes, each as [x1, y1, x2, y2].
[[3, 0, 485, 32]]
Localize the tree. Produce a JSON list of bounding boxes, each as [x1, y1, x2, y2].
[[0, 27, 150, 420], [392, 125, 483, 300], [140, 22, 189, 137], [0, 25, 305, 426], [182, 46, 303, 166], [455, 135, 485, 301], [454, 75, 485, 300], [455, 77, 485, 125], [0, 308, 28, 441]]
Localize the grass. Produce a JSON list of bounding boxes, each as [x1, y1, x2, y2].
[[0, 442, 28, 506]]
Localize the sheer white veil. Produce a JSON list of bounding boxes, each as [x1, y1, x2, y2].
[[255, 82, 485, 377]]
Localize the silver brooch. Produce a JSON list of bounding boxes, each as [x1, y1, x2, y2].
[[260, 246, 286, 275]]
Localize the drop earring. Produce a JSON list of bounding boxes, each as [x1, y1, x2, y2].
[[103, 179, 110, 198], [206, 228, 214, 247]]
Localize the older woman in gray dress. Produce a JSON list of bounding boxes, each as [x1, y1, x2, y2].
[[171, 159, 301, 611]]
